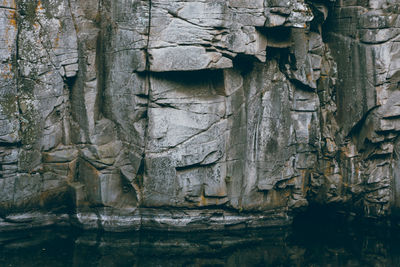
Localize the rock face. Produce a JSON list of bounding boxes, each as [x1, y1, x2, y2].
[[0, 0, 399, 231]]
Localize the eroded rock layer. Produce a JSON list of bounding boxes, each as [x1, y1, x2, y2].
[[0, 0, 399, 231]]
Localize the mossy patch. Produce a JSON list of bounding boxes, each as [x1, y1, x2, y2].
[[19, 104, 41, 145], [18, 149, 42, 172], [40, 0, 59, 20], [19, 77, 36, 94], [17, 0, 39, 25], [0, 94, 18, 117]]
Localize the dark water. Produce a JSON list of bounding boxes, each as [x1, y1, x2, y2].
[[1, 212, 400, 266]]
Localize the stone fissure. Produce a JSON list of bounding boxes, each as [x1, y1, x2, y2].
[[14, 5, 22, 146]]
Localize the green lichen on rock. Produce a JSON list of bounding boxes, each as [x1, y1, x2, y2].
[[18, 101, 41, 146], [17, 0, 40, 25], [0, 94, 18, 118]]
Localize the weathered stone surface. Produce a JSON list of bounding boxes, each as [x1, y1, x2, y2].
[[0, 0, 399, 231]]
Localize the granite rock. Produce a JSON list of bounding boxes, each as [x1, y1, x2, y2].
[[0, 0, 399, 231]]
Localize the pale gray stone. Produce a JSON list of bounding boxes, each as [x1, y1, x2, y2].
[[0, 0, 400, 232]]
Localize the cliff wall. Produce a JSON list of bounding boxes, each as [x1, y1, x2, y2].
[[0, 0, 399, 231]]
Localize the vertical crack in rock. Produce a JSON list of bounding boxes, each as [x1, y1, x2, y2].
[[139, 0, 152, 216], [145, 0, 152, 72], [14, 4, 22, 146]]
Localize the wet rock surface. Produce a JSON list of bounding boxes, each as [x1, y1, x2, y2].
[[0, 0, 399, 231]]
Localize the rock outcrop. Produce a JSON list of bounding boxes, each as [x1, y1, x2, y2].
[[0, 0, 399, 231]]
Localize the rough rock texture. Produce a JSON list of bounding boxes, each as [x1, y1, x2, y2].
[[0, 0, 399, 231]]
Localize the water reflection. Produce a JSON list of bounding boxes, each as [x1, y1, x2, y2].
[[1, 214, 400, 266]]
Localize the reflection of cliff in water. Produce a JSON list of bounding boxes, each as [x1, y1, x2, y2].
[[2, 213, 400, 267]]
